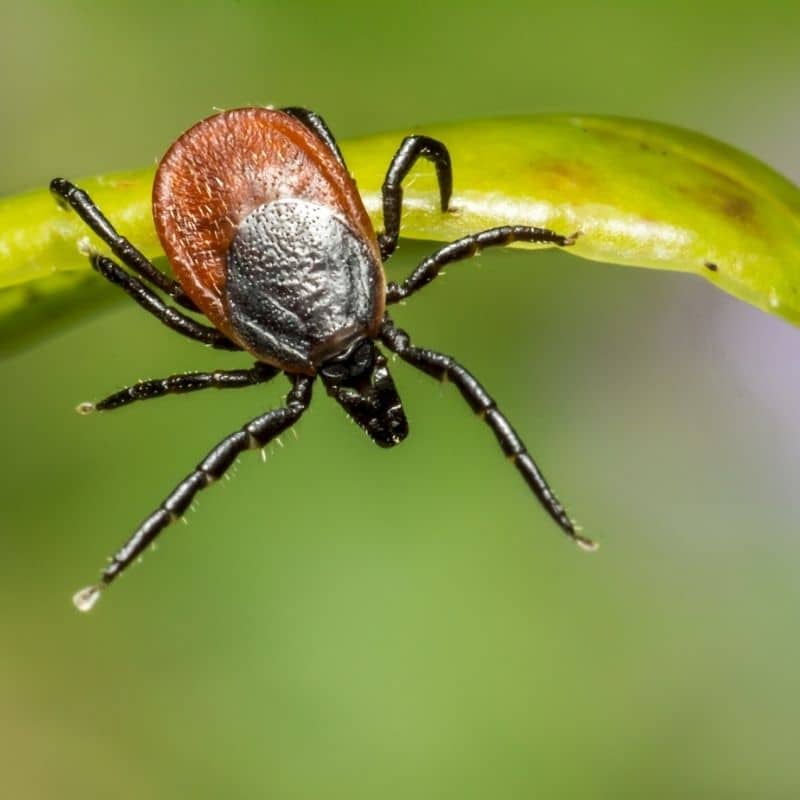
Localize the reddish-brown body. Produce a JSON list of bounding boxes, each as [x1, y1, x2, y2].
[[152, 108, 386, 362]]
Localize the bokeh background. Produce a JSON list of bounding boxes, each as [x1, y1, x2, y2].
[[2, 1, 800, 797]]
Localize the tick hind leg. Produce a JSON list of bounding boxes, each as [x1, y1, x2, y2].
[[78, 362, 279, 413], [72, 374, 314, 611], [379, 135, 453, 261], [386, 225, 577, 304], [380, 317, 596, 550], [50, 178, 198, 311]]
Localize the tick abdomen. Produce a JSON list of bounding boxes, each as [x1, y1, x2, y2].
[[225, 199, 382, 372]]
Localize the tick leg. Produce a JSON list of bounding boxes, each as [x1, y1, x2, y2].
[[380, 317, 595, 550], [280, 107, 347, 169], [79, 362, 279, 413], [74, 374, 314, 606], [386, 225, 577, 304], [90, 253, 240, 350], [49, 177, 198, 311], [379, 136, 452, 261]]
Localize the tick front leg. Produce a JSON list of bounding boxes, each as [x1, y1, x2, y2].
[[78, 363, 279, 413], [380, 317, 595, 551], [386, 226, 577, 304], [379, 135, 452, 261], [72, 374, 314, 611]]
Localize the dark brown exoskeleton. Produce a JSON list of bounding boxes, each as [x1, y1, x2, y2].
[[51, 107, 595, 611]]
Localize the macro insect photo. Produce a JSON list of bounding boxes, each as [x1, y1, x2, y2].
[[1, 2, 799, 799]]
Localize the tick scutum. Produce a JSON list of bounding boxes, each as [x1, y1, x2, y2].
[[225, 198, 383, 374], [152, 108, 384, 353]]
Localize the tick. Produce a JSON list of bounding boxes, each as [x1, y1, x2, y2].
[[53, 106, 596, 612]]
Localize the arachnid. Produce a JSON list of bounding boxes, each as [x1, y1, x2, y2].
[[53, 107, 596, 611]]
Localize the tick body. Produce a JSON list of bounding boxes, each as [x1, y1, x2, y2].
[[154, 109, 385, 372], [54, 106, 595, 612]]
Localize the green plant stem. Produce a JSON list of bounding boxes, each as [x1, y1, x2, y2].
[[1, 114, 799, 356]]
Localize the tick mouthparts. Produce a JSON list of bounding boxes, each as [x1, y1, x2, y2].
[[72, 584, 103, 612]]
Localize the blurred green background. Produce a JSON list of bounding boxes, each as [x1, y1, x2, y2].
[[2, 1, 800, 797]]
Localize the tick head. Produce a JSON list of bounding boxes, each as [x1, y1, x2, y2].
[[320, 339, 408, 448]]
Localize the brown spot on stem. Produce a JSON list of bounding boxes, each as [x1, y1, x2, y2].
[[721, 193, 755, 222], [676, 181, 758, 228], [533, 158, 596, 193]]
